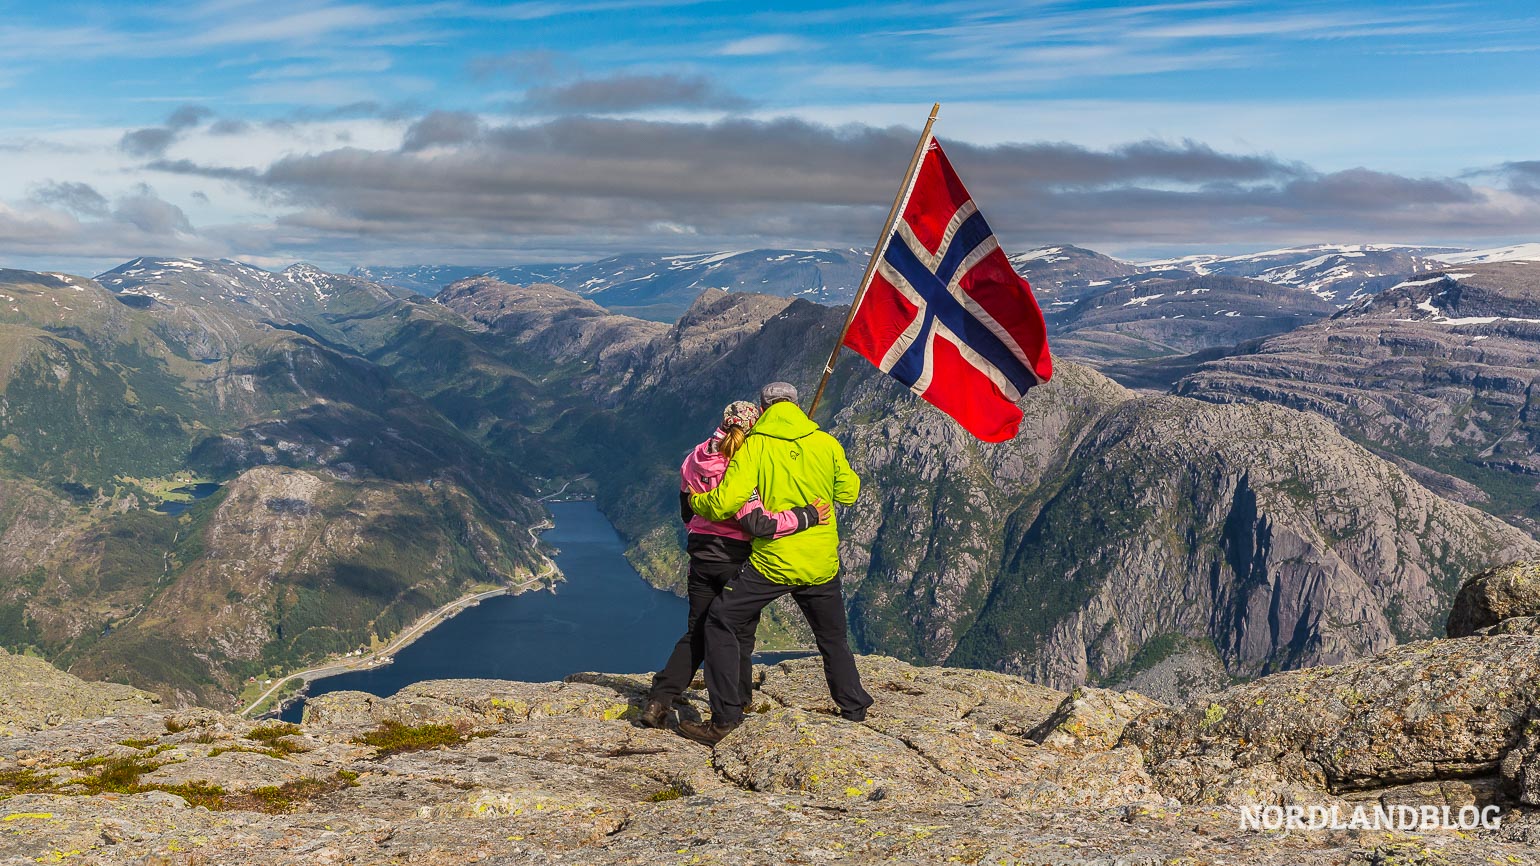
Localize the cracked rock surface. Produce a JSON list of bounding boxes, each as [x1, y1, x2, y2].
[[3, 653, 1540, 864]]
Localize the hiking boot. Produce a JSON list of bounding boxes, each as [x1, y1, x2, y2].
[[676, 718, 740, 746], [840, 707, 868, 722], [638, 699, 672, 729]]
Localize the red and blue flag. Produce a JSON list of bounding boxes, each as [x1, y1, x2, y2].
[[842, 139, 1053, 442]]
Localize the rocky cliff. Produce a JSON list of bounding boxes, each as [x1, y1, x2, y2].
[[5, 561, 1540, 866], [1177, 262, 1540, 533], [951, 397, 1540, 686]]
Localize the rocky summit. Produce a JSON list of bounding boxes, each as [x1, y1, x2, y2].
[[5, 564, 1540, 866]]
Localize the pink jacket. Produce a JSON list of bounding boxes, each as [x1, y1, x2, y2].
[[680, 432, 810, 541]]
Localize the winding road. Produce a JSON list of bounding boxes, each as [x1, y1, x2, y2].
[[237, 484, 577, 717]]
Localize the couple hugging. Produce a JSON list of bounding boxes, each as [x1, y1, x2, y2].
[[639, 381, 873, 745]]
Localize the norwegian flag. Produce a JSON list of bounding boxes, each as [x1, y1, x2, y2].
[[842, 139, 1053, 442]]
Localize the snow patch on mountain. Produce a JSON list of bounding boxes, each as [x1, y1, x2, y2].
[[1433, 243, 1540, 265]]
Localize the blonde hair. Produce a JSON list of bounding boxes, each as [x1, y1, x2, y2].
[[719, 426, 748, 461]]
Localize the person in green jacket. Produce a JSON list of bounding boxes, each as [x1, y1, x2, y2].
[[676, 381, 873, 745]]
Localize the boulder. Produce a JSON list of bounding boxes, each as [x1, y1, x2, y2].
[[398, 678, 637, 723], [1491, 615, 1540, 636], [1029, 686, 1163, 755], [1447, 560, 1540, 637], [1123, 636, 1540, 806], [1003, 746, 1161, 810], [758, 655, 1066, 735], [301, 689, 484, 731], [712, 707, 973, 803], [302, 679, 637, 731], [1499, 713, 1540, 806], [858, 714, 1044, 799], [0, 648, 160, 735], [139, 749, 332, 792]]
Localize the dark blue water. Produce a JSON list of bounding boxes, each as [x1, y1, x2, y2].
[[155, 482, 221, 515], [279, 501, 690, 722]]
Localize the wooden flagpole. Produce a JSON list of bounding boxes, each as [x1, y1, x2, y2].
[[808, 102, 940, 418]]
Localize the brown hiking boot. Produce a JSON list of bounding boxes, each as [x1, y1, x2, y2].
[[638, 699, 672, 729], [676, 718, 740, 746]]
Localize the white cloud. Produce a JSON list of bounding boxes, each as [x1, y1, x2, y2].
[[756, 92, 1540, 177], [715, 34, 810, 56]]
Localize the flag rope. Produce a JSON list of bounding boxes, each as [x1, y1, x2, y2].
[[808, 102, 941, 417]]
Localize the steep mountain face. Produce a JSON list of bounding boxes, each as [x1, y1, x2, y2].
[[825, 363, 1133, 663], [435, 282, 853, 627], [0, 264, 547, 707], [431, 277, 1539, 689], [1176, 262, 1540, 532], [68, 465, 540, 708], [1048, 274, 1336, 362], [950, 398, 1540, 686]]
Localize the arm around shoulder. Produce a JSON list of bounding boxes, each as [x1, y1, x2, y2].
[[691, 440, 760, 521]]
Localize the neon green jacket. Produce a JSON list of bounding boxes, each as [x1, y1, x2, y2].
[[690, 401, 860, 585]]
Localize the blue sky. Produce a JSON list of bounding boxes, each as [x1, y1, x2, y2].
[[3, 0, 1540, 272]]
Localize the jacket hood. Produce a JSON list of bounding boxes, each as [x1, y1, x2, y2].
[[681, 431, 726, 491], [750, 401, 819, 441]]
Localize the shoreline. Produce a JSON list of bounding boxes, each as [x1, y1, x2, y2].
[[242, 492, 811, 718], [241, 518, 561, 718]]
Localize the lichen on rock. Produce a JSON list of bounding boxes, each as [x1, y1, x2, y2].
[[3, 649, 1540, 863]]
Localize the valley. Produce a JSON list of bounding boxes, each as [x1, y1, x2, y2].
[[1, 240, 1537, 708]]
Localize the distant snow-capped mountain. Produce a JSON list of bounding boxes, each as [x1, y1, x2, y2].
[[97, 257, 403, 317], [349, 239, 1538, 332], [1432, 243, 1540, 265], [1005, 244, 1143, 306], [354, 249, 868, 321], [1141, 244, 1460, 303]]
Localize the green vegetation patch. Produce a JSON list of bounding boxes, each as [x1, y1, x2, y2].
[[149, 781, 230, 810], [0, 750, 358, 814], [643, 782, 689, 803], [113, 472, 215, 502], [1098, 633, 1219, 686], [240, 722, 306, 757], [231, 772, 361, 814], [0, 767, 56, 796], [352, 721, 489, 756]]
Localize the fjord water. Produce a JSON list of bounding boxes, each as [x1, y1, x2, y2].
[[280, 501, 687, 722]]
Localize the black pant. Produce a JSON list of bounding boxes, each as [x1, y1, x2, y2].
[[648, 556, 759, 706], [703, 562, 872, 724]]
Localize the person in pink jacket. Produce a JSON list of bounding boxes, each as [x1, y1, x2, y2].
[[639, 400, 830, 729]]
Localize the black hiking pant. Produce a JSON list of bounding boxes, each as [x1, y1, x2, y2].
[[702, 562, 872, 724], [648, 555, 758, 706]]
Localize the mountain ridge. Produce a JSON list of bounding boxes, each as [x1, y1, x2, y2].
[[3, 247, 1539, 710]]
